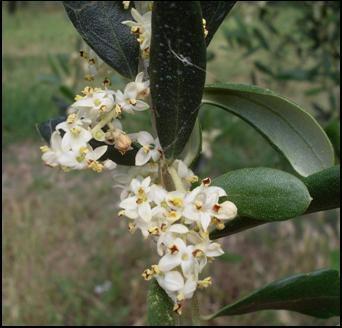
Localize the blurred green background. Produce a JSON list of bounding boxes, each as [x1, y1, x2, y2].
[[2, 1, 340, 325]]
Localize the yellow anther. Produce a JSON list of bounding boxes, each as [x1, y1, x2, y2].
[[143, 145, 150, 153], [131, 26, 140, 34], [198, 277, 212, 289], [137, 36, 144, 44], [199, 231, 209, 239], [67, 113, 77, 124], [166, 210, 181, 221], [114, 104, 122, 116], [151, 265, 160, 275], [128, 98, 137, 105], [70, 127, 81, 136], [40, 145, 50, 153], [74, 94, 83, 101], [148, 226, 160, 236], [142, 268, 153, 280], [173, 303, 182, 315], [195, 200, 203, 210], [169, 197, 183, 208], [84, 74, 94, 81], [192, 249, 204, 258], [99, 105, 107, 113], [186, 175, 199, 183], [79, 146, 89, 155], [142, 47, 150, 59], [118, 210, 126, 217], [128, 222, 136, 233], [123, 1, 130, 10], [82, 86, 94, 96], [176, 292, 185, 302], [80, 50, 88, 59], [88, 160, 104, 173]]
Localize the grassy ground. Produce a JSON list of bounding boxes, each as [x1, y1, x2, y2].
[[2, 1, 340, 326]]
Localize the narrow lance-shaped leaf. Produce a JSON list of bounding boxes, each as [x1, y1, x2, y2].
[[204, 269, 340, 320], [147, 279, 175, 326], [63, 1, 139, 79], [202, 83, 335, 177], [200, 1, 236, 46], [150, 1, 206, 159], [213, 167, 311, 221], [210, 166, 340, 240]]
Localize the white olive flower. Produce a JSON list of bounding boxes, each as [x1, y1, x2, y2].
[[56, 114, 92, 152], [125, 72, 150, 99], [183, 186, 221, 231], [114, 88, 149, 114], [119, 176, 152, 221], [59, 145, 108, 171], [135, 131, 162, 166], [156, 271, 197, 304], [72, 87, 115, 119], [157, 224, 189, 256], [187, 231, 224, 258], [158, 238, 197, 277], [122, 8, 152, 54]]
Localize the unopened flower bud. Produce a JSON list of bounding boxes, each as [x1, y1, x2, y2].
[[219, 201, 238, 220], [114, 132, 132, 154]]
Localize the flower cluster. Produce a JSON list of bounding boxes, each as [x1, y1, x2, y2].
[[118, 161, 237, 314], [40, 72, 158, 172]]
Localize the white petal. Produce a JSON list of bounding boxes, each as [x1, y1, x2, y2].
[[138, 202, 152, 221], [205, 243, 224, 257], [124, 209, 138, 219], [141, 176, 151, 189], [200, 212, 211, 231], [168, 224, 189, 234], [163, 271, 184, 292], [50, 131, 62, 151], [208, 186, 227, 197], [135, 72, 144, 83], [151, 149, 161, 162], [119, 196, 137, 210], [181, 256, 194, 277], [135, 148, 151, 166], [89, 145, 108, 160], [130, 178, 141, 193], [133, 100, 149, 111], [137, 131, 154, 146], [158, 253, 182, 273], [183, 277, 197, 299], [182, 206, 198, 222]]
